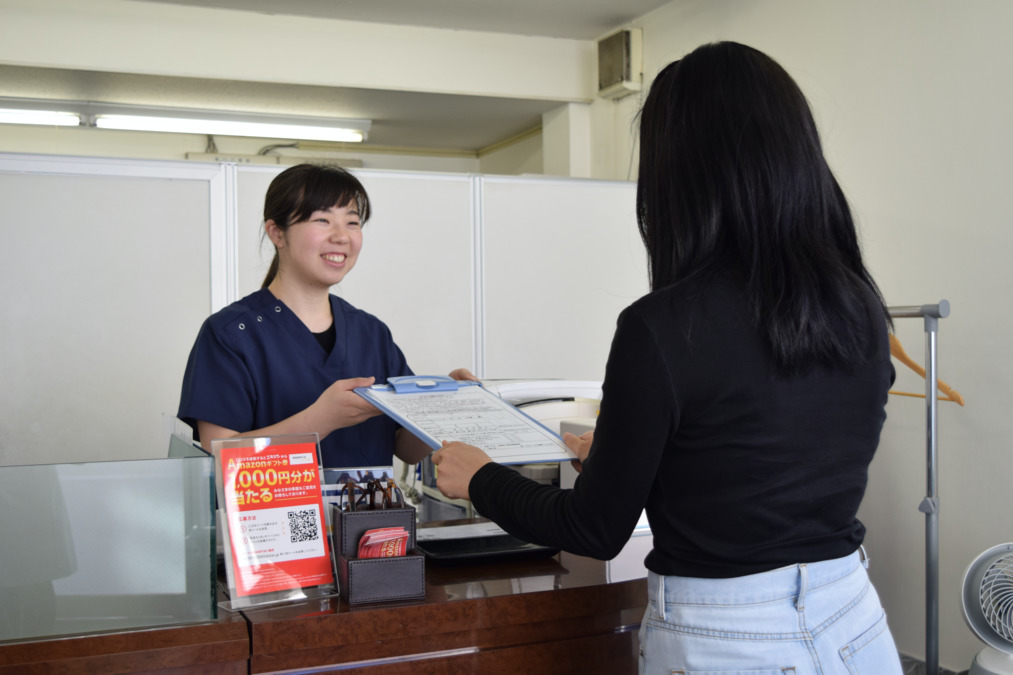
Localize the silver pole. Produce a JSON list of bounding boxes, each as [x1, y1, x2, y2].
[[922, 318, 940, 675], [888, 300, 947, 675], [888, 300, 949, 320]]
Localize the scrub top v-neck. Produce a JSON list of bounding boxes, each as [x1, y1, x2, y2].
[[178, 288, 412, 467]]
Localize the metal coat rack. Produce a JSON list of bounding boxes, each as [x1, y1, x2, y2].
[[887, 300, 949, 675]]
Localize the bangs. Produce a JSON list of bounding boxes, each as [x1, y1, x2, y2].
[[286, 167, 371, 225]]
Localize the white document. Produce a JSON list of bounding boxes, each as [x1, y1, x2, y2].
[[356, 377, 575, 465], [416, 521, 508, 541]]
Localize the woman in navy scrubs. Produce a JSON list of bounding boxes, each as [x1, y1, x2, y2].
[[179, 163, 471, 468]]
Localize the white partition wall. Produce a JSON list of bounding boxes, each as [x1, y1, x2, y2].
[[0, 154, 641, 465], [0, 155, 223, 465], [481, 176, 647, 380], [346, 171, 475, 376]]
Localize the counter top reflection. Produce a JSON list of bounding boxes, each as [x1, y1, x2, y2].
[[1, 548, 646, 674], [242, 551, 646, 674], [0, 612, 249, 675]]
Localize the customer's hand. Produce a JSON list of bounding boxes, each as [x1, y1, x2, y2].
[[563, 430, 594, 473], [431, 441, 492, 500]]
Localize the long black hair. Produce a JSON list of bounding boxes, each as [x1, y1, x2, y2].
[[261, 163, 371, 288], [636, 41, 889, 375]]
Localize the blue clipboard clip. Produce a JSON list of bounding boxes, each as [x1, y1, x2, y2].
[[385, 375, 481, 394]]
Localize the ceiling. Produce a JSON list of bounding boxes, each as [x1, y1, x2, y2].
[[130, 0, 670, 41], [1, 0, 673, 152], [0, 64, 564, 152]]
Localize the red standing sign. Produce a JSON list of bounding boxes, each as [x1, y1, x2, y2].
[[212, 435, 334, 602]]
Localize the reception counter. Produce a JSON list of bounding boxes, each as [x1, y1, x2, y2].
[[0, 551, 647, 674], [0, 615, 249, 675]]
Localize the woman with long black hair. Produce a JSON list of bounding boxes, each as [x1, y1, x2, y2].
[[433, 42, 903, 673]]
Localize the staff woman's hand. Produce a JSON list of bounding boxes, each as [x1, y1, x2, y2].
[[431, 441, 492, 500], [197, 376, 381, 450], [316, 376, 382, 431], [448, 367, 479, 381], [563, 430, 594, 474]]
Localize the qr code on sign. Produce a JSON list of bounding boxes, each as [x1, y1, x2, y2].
[[288, 509, 319, 543]]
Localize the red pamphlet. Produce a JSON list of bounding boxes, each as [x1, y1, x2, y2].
[[358, 527, 409, 558], [215, 437, 334, 598]]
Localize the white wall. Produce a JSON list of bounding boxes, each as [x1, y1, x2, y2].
[[0, 0, 593, 102], [481, 175, 645, 380], [479, 132, 544, 176], [542, 103, 592, 177], [603, 0, 1013, 669], [0, 157, 218, 467]]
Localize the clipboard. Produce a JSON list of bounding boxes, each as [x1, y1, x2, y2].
[[355, 376, 575, 465]]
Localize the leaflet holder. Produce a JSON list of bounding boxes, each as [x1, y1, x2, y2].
[[331, 504, 425, 605]]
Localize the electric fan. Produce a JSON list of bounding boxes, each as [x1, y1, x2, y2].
[[962, 543, 1013, 675]]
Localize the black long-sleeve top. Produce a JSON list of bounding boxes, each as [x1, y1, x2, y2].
[[470, 275, 894, 578]]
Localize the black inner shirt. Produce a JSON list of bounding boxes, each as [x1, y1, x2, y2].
[[313, 322, 336, 354]]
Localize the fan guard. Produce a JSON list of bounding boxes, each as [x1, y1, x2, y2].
[[963, 543, 1013, 673], [964, 543, 1013, 652], [981, 554, 1013, 643]]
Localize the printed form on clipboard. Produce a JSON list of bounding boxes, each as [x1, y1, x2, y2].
[[355, 376, 576, 465]]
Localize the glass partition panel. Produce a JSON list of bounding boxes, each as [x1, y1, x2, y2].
[[0, 453, 216, 642]]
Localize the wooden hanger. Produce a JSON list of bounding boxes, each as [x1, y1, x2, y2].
[[888, 334, 965, 406]]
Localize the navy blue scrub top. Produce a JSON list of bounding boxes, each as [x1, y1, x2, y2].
[[178, 289, 412, 468]]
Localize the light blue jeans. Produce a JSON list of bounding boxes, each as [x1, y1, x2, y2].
[[639, 550, 903, 674]]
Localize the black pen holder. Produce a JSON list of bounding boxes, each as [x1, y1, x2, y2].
[[331, 504, 425, 604]]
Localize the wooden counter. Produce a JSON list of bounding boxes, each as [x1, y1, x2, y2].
[[242, 551, 647, 674], [0, 553, 646, 674], [0, 614, 249, 675]]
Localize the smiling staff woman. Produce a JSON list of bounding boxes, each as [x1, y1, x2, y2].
[[179, 163, 467, 467]]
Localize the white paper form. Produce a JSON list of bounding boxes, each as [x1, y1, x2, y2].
[[357, 381, 575, 465], [416, 521, 508, 541]]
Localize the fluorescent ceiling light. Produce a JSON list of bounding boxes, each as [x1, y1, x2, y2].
[[0, 108, 80, 127], [94, 114, 366, 143], [0, 98, 371, 143]]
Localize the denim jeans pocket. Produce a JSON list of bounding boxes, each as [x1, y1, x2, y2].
[[838, 611, 900, 674]]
